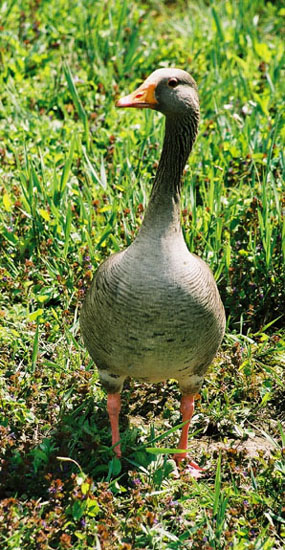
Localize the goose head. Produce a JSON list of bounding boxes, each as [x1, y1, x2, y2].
[[116, 68, 199, 120]]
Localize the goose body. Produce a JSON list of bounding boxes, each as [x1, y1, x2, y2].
[[81, 227, 224, 392], [80, 68, 225, 466]]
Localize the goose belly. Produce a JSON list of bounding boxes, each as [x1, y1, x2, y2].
[[80, 247, 225, 382]]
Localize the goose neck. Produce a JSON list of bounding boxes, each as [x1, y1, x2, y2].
[[139, 113, 198, 239]]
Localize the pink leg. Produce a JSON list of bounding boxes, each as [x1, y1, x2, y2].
[[107, 393, 121, 458], [173, 394, 202, 472]]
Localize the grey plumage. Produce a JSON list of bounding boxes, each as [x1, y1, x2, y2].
[[80, 68, 225, 402]]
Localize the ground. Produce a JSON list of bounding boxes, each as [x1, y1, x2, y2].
[[0, 0, 284, 549]]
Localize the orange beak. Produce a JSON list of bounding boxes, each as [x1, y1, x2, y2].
[[116, 82, 158, 109]]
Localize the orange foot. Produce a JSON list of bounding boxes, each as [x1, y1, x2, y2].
[[173, 454, 204, 477], [107, 393, 122, 458], [172, 394, 204, 476]]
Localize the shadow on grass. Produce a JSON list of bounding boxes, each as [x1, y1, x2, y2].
[[0, 382, 170, 500]]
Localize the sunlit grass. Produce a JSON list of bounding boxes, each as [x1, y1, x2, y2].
[[0, 0, 284, 549]]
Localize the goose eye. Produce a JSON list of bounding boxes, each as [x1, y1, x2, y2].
[[167, 78, 179, 88]]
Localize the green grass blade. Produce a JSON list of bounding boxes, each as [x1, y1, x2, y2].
[[213, 452, 222, 516], [63, 63, 89, 148]]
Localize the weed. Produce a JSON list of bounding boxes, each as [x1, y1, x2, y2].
[[0, 1, 284, 549]]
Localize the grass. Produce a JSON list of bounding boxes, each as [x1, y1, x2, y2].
[[0, 0, 284, 548]]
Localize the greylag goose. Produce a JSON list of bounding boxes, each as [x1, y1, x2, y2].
[[80, 68, 225, 469]]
